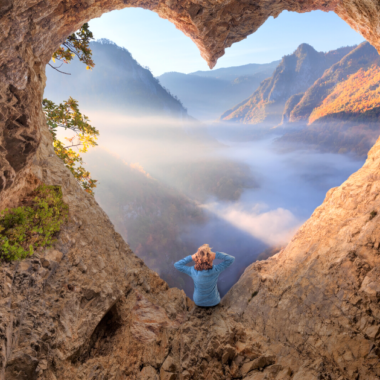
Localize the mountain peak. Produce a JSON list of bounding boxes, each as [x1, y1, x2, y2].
[[93, 39, 132, 57], [221, 44, 355, 124], [45, 38, 188, 118], [96, 38, 117, 46], [295, 43, 316, 52], [293, 43, 318, 59]]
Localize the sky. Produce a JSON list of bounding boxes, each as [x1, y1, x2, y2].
[[89, 8, 365, 76]]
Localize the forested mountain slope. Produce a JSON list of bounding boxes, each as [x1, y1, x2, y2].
[[287, 42, 379, 123], [220, 44, 354, 125], [278, 42, 380, 156], [45, 39, 188, 118], [84, 148, 205, 292]]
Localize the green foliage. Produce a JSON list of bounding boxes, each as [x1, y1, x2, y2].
[[369, 210, 377, 220], [0, 185, 68, 261], [51, 23, 95, 71], [46, 23, 98, 194], [43, 97, 99, 194]]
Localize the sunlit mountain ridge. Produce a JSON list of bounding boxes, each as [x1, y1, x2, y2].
[[220, 43, 355, 125], [277, 42, 380, 156], [209, 42, 380, 156]]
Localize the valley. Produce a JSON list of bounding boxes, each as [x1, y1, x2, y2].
[[44, 38, 373, 299], [162, 42, 380, 158], [3, 1, 380, 378]]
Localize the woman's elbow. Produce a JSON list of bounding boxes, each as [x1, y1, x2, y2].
[[174, 262, 183, 271]]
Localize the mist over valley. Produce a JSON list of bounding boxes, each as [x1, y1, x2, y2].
[[45, 38, 372, 298]]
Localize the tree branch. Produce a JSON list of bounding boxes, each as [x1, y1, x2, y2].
[[63, 143, 82, 149], [48, 63, 71, 75]]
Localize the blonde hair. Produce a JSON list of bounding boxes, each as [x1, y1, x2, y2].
[[194, 244, 214, 271]]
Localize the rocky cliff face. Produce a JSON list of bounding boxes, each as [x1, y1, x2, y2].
[[4, 133, 380, 379], [223, 137, 380, 378], [2, 0, 380, 379], [220, 44, 353, 125]]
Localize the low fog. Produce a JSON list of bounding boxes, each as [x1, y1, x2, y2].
[[66, 111, 364, 298], [180, 131, 364, 295], [44, 39, 368, 298]]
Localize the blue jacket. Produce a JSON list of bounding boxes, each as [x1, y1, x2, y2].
[[174, 252, 235, 307]]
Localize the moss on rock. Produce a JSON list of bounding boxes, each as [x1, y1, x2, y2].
[[0, 184, 68, 261]]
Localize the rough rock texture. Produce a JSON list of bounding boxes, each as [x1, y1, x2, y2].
[[223, 139, 380, 379], [2, 0, 380, 379], [223, 138, 380, 378]]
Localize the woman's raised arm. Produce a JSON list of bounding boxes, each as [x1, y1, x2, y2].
[[174, 255, 193, 276], [214, 252, 235, 273]]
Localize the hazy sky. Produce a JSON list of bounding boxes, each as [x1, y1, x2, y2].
[[89, 8, 365, 76]]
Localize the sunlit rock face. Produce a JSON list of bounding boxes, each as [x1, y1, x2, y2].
[[223, 136, 380, 378], [2, 0, 380, 379]]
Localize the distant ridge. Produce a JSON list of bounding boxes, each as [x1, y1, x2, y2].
[[96, 38, 118, 45], [190, 61, 281, 81], [158, 60, 279, 121], [220, 44, 355, 125]]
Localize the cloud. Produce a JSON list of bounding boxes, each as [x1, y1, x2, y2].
[[203, 202, 302, 246]]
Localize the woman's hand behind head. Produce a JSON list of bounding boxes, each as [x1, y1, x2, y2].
[[192, 250, 215, 263]]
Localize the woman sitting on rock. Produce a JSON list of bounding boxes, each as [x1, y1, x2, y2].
[[174, 244, 235, 307]]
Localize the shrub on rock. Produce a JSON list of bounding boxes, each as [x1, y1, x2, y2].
[[0, 184, 68, 261]]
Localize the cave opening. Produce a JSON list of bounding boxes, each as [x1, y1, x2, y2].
[[42, 5, 373, 300], [70, 303, 123, 364], [0, 0, 378, 301], [2, 1, 380, 378]]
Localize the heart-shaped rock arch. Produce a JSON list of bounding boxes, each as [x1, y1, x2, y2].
[[2, 1, 380, 379], [1, 0, 380, 206]]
